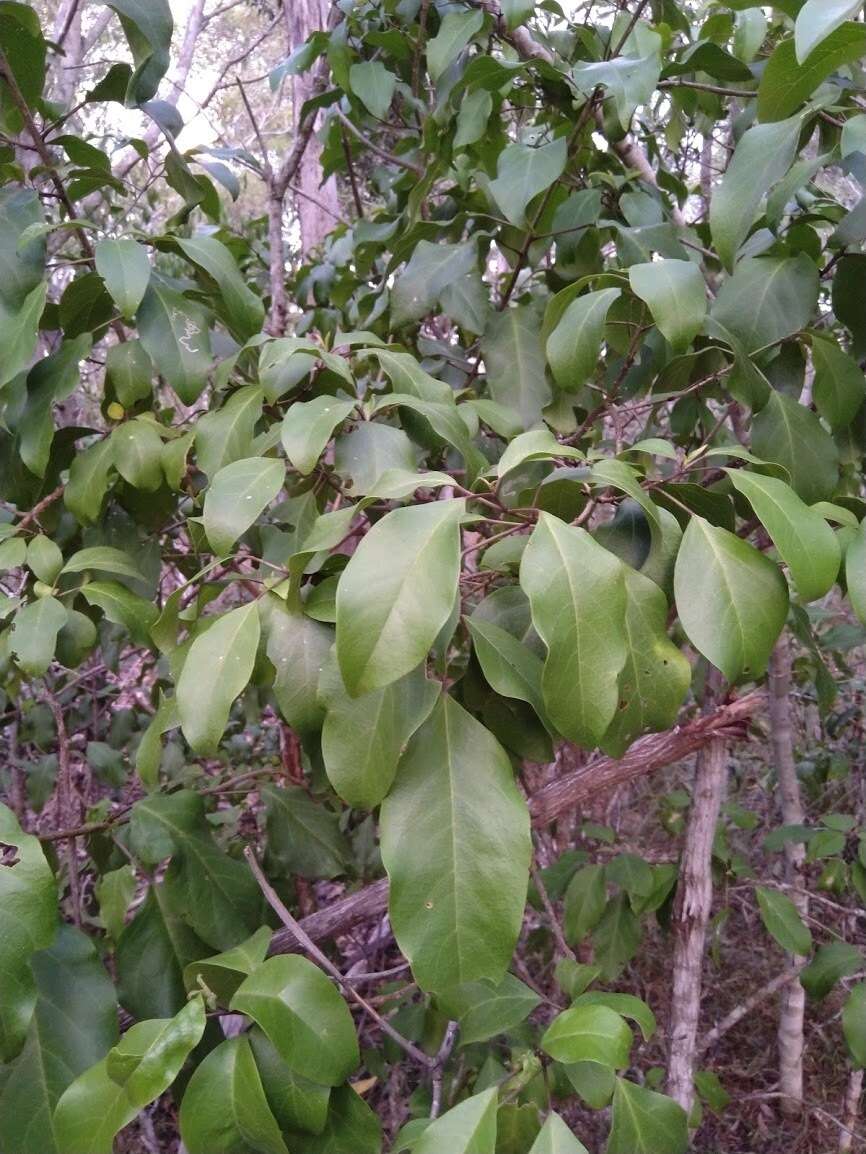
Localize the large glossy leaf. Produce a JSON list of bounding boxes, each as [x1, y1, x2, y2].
[[380, 695, 531, 991], [248, 1028, 331, 1136], [520, 513, 627, 748], [674, 517, 788, 682], [413, 1088, 497, 1154], [709, 117, 801, 268], [0, 925, 118, 1154], [177, 602, 260, 754], [320, 654, 439, 808], [94, 238, 150, 320], [129, 791, 262, 949], [231, 955, 359, 1086], [600, 567, 691, 757], [349, 59, 395, 118], [436, 973, 540, 1045], [467, 615, 549, 728], [628, 260, 706, 352], [546, 288, 621, 391], [179, 1036, 289, 1154], [607, 1079, 688, 1154], [726, 470, 841, 601], [111, 418, 164, 491], [710, 256, 819, 352], [488, 138, 567, 227], [335, 499, 464, 696], [203, 456, 285, 555], [541, 1003, 633, 1068], [284, 1083, 382, 1153], [106, 0, 173, 103], [759, 23, 866, 122], [9, 595, 67, 677], [137, 282, 212, 404], [795, 0, 863, 62]]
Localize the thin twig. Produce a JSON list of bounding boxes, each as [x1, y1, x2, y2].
[[430, 1021, 459, 1118], [333, 108, 424, 177], [530, 860, 577, 963]]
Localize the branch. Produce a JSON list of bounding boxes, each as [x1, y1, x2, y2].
[[332, 108, 424, 179], [270, 692, 765, 956]]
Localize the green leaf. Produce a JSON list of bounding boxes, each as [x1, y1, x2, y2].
[[137, 282, 212, 404], [488, 138, 568, 228], [725, 470, 841, 601], [281, 395, 355, 476], [755, 887, 813, 955], [842, 983, 866, 1069], [129, 792, 261, 950], [751, 391, 839, 505], [571, 43, 661, 130], [117, 887, 208, 1020], [528, 1113, 588, 1154], [96, 865, 135, 942], [196, 384, 263, 479], [601, 568, 691, 758], [106, 0, 173, 104], [572, 991, 656, 1042], [284, 1084, 382, 1153], [336, 499, 464, 696], [846, 519, 866, 623], [542, 1003, 633, 1068], [26, 535, 62, 584], [231, 955, 359, 1086], [563, 865, 607, 945], [454, 88, 492, 148], [800, 942, 864, 999], [262, 597, 332, 733], [62, 545, 144, 581], [94, 238, 150, 320], [436, 973, 540, 1045], [111, 418, 164, 491], [179, 1036, 289, 1154], [106, 339, 152, 407], [709, 117, 801, 269], [811, 335, 866, 431], [482, 304, 551, 429], [80, 581, 158, 647], [65, 437, 115, 525], [0, 925, 118, 1154], [759, 23, 866, 122], [0, 804, 57, 1060], [0, 188, 45, 311], [413, 1088, 497, 1154], [176, 235, 264, 341], [607, 1079, 688, 1154], [203, 456, 285, 554], [248, 1028, 330, 1137], [320, 653, 439, 808], [467, 615, 550, 728], [177, 602, 260, 753], [0, 281, 46, 389], [380, 695, 531, 992], [546, 288, 621, 390], [184, 926, 273, 1005], [520, 512, 627, 748], [349, 60, 396, 118], [262, 783, 350, 880], [674, 516, 788, 682], [427, 8, 484, 81], [10, 596, 67, 676], [391, 239, 478, 327], [710, 255, 819, 352], [628, 260, 706, 353], [795, 0, 863, 62]]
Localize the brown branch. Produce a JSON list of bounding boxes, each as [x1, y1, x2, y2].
[[270, 691, 765, 956], [332, 108, 424, 178], [16, 485, 65, 532]]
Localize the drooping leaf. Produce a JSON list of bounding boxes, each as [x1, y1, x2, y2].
[[482, 304, 551, 429], [284, 1083, 382, 1153], [349, 60, 396, 118], [248, 1028, 331, 1137], [520, 512, 627, 748], [117, 887, 209, 1020], [106, 0, 173, 104], [196, 385, 263, 479], [427, 9, 484, 81], [262, 597, 332, 733], [842, 983, 866, 1069], [800, 943, 864, 1000], [9, 596, 67, 677], [176, 234, 265, 340], [810, 335, 866, 431], [335, 499, 464, 696], [231, 955, 359, 1086], [380, 694, 531, 992]]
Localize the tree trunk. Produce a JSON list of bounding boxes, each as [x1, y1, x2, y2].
[[666, 732, 727, 1113], [839, 1068, 864, 1153], [769, 635, 807, 1116], [288, 0, 340, 253]]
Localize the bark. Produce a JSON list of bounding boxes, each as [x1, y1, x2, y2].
[[51, 0, 84, 107], [270, 692, 763, 956], [287, 0, 340, 253], [839, 1068, 864, 1153], [666, 733, 728, 1113], [769, 635, 807, 1115]]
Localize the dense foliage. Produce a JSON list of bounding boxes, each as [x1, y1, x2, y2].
[[3, 0, 866, 1150]]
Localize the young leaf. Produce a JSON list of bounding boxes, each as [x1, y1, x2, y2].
[[725, 470, 841, 602], [231, 955, 359, 1086], [203, 456, 285, 555], [520, 513, 627, 748], [755, 887, 813, 956], [179, 1036, 289, 1154], [379, 695, 531, 991], [607, 1078, 688, 1154], [177, 602, 260, 754], [335, 499, 464, 696], [674, 517, 788, 682]]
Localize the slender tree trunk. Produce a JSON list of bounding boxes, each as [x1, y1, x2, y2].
[[769, 635, 807, 1116], [666, 729, 727, 1113], [288, 0, 340, 252], [839, 1068, 864, 1153], [267, 191, 289, 335]]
